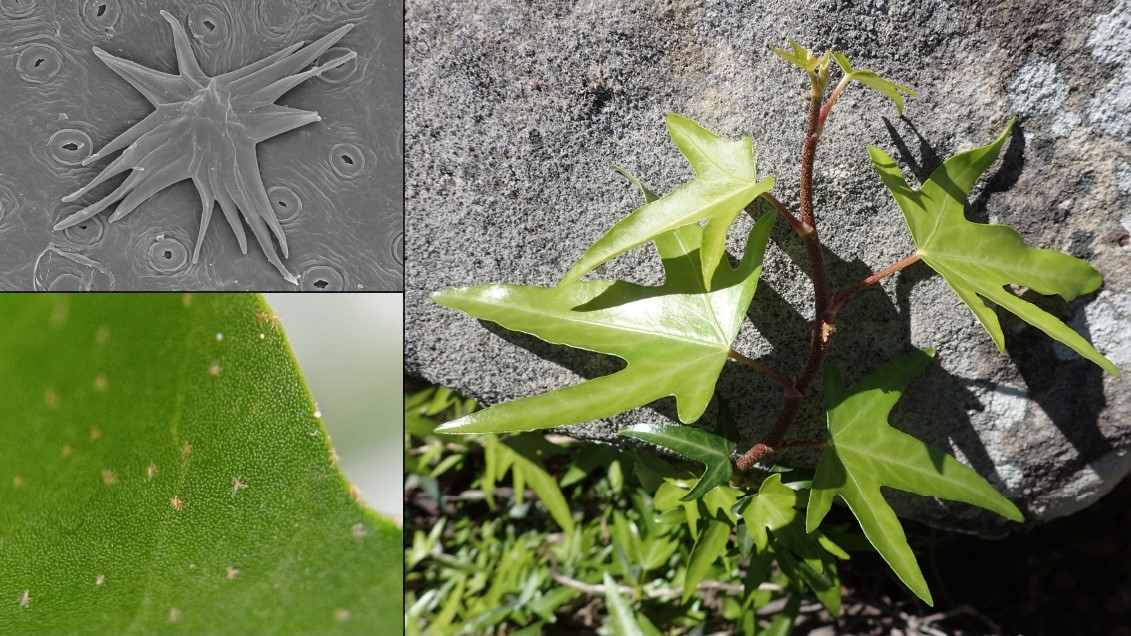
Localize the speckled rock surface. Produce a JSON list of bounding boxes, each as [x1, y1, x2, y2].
[[406, 0, 1131, 536]]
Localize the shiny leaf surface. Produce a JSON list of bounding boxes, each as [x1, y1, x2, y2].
[[869, 121, 1118, 376], [432, 212, 776, 434], [806, 349, 1023, 606], [561, 114, 773, 287]]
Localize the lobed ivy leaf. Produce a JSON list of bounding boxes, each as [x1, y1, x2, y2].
[[619, 421, 736, 502], [739, 474, 842, 614], [805, 349, 1024, 606], [560, 114, 774, 288], [431, 211, 777, 435], [869, 120, 1119, 376], [830, 52, 917, 117]]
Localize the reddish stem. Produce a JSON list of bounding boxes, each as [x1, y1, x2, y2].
[[828, 252, 921, 316], [759, 192, 810, 237], [729, 349, 800, 397], [735, 75, 834, 473]]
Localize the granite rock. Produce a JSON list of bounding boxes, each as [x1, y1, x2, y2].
[[406, 0, 1131, 536]]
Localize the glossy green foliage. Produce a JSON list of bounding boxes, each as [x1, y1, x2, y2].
[[0, 295, 398, 635], [869, 121, 1119, 376], [830, 52, 917, 116], [806, 349, 1024, 605], [738, 475, 845, 614], [432, 212, 777, 435], [619, 422, 736, 501], [561, 114, 774, 287]]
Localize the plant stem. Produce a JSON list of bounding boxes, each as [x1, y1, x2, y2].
[[818, 77, 851, 134], [729, 349, 800, 397], [759, 192, 810, 237], [735, 74, 834, 473], [828, 252, 921, 316]]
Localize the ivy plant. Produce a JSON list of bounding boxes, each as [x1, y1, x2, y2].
[[0, 295, 399, 635], [430, 40, 1120, 620]]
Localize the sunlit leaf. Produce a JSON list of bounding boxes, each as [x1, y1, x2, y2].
[[601, 573, 661, 636], [805, 349, 1024, 606], [431, 212, 776, 435], [830, 52, 917, 116], [769, 39, 829, 81], [561, 115, 774, 287], [869, 121, 1119, 376]]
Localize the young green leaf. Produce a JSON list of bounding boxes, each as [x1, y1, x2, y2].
[[769, 39, 829, 83], [619, 422, 736, 501], [805, 349, 1024, 606], [561, 114, 774, 288], [830, 52, 917, 117], [431, 211, 777, 435], [869, 120, 1119, 376]]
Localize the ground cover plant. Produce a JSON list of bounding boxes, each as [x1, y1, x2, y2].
[[425, 41, 1121, 631], [0, 294, 399, 635]]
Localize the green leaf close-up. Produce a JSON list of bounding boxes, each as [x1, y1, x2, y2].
[[619, 422, 736, 502], [829, 52, 917, 116], [805, 349, 1024, 606], [431, 211, 777, 435], [0, 294, 399, 635], [868, 121, 1119, 376], [560, 114, 774, 287]]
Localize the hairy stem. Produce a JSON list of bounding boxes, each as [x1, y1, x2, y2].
[[735, 74, 834, 473], [828, 252, 921, 316]]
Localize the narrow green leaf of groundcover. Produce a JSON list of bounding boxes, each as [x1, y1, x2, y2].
[[764, 593, 801, 636], [619, 423, 736, 502], [682, 514, 732, 604], [561, 114, 774, 287], [806, 349, 1023, 606], [868, 120, 1119, 376], [0, 295, 398, 635], [831, 52, 917, 116], [432, 211, 777, 435], [602, 573, 662, 636], [499, 441, 576, 533]]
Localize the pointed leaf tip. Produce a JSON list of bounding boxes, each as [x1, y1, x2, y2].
[[433, 215, 775, 436], [561, 114, 770, 287], [871, 122, 1117, 376], [811, 349, 1024, 605]]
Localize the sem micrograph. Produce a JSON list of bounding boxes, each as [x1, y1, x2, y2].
[[0, 0, 402, 290]]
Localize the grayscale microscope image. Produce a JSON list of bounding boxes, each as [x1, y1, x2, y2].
[[0, 0, 402, 290]]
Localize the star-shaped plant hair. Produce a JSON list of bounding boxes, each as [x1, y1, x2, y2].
[[55, 10, 357, 284]]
